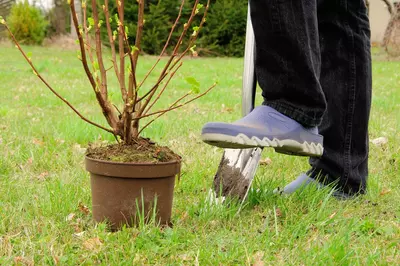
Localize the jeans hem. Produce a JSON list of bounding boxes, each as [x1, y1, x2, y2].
[[306, 167, 367, 196], [263, 101, 323, 127]]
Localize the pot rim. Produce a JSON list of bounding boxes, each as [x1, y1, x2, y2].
[[85, 155, 181, 166]]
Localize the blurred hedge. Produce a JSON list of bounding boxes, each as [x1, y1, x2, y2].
[[6, 1, 48, 45], [93, 0, 247, 57]]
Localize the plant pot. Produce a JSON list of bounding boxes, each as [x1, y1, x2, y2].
[[85, 156, 181, 230]]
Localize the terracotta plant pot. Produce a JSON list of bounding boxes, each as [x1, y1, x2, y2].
[[85, 156, 181, 230]]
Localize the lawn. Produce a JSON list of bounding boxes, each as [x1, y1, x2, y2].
[[0, 43, 399, 265]]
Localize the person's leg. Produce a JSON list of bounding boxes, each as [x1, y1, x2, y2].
[[281, 0, 372, 196], [250, 0, 326, 127], [201, 0, 325, 156]]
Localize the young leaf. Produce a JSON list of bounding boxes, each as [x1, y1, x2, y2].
[[98, 20, 103, 28], [78, 25, 83, 35], [185, 77, 200, 94], [114, 14, 121, 26], [185, 77, 200, 87], [190, 44, 198, 57], [93, 62, 99, 70], [195, 4, 204, 15], [88, 17, 94, 26], [192, 26, 199, 32], [0, 16, 5, 25], [191, 87, 200, 94]]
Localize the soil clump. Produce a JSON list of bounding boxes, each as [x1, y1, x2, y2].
[[213, 158, 250, 200], [86, 138, 181, 163]]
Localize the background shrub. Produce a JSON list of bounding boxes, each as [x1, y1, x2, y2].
[[7, 0, 48, 45], [89, 0, 247, 57], [198, 0, 247, 57]]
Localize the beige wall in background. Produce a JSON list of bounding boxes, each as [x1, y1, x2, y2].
[[369, 0, 393, 43]]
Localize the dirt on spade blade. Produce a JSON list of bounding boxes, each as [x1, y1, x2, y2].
[[86, 138, 181, 163], [213, 158, 250, 200]]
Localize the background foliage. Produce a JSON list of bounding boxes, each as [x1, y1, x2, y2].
[[90, 0, 248, 57], [6, 0, 48, 45]]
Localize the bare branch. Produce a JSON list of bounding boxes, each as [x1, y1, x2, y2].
[[116, 1, 138, 101], [133, 0, 145, 68], [135, 83, 216, 121], [136, 0, 186, 91], [136, 71, 169, 102], [117, 0, 126, 101], [70, 0, 97, 91], [138, 92, 191, 135], [143, 62, 183, 115], [91, 0, 108, 97], [115, 2, 141, 143], [104, 0, 123, 98], [169, 0, 211, 71], [4, 23, 114, 134], [82, 3, 103, 90], [70, 0, 120, 133], [82, 2, 95, 71], [171, 0, 200, 55], [136, 0, 200, 118]]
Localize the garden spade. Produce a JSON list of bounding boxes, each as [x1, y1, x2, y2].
[[212, 5, 263, 202]]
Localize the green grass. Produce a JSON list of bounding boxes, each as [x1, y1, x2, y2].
[[0, 43, 399, 265]]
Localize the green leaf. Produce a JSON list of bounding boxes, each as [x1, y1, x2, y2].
[[93, 62, 99, 70], [27, 52, 32, 59], [131, 45, 139, 51], [192, 26, 199, 32], [191, 86, 200, 94], [88, 17, 94, 26], [185, 77, 200, 87], [109, 17, 112, 23], [185, 77, 200, 94], [114, 14, 120, 24], [98, 20, 103, 28], [0, 16, 5, 25], [195, 3, 204, 14], [125, 26, 129, 35]]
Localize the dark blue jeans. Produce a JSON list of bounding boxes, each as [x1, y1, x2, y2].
[[250, 0, 372, 195]]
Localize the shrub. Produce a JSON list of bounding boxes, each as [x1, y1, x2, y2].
[[140, 2, 171, 55], [198, 0, 247, 57], [7, 1, 48, 45], [88, 0, 248, 56]]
